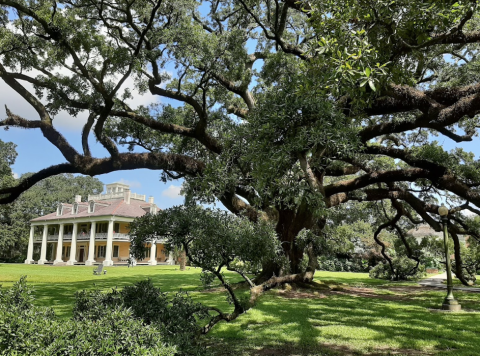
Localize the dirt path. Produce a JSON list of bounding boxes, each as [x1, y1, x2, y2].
[[419, 273, 480, 292]]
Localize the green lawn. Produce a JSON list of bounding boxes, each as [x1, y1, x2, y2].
[[1, 264, 480, 356]]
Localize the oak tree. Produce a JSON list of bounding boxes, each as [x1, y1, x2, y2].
[[1, 0, 480, 284]]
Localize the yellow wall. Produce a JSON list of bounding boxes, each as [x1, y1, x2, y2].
[[119, 222, 130, 234], [55, 241, 167, 263], [156, 243, 167, 262], [118, 242, 130, 258]]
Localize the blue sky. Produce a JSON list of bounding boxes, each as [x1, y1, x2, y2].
[[0, 76, 189, 210], [0, 125, 187, 209]]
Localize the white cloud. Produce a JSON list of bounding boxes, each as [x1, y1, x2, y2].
[[117, 179, 142, 188], [161, 185, 183, 199], [0, 63, 160, 132], [12, 172, 19, 179]]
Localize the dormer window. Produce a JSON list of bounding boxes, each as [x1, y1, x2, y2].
[[56, 204, 63, 216], [72, 202, 78, 215], [88, 201, 95, 213]]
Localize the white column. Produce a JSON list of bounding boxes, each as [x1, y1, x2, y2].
[[25, 226, 35, 264], [168, 251, 174, 265], [67, 223, 78, 265], [104, 220, 114, 266], [149, 241, 157, 265], [54, 224, 64, 264], [85, 222, 96, 266], [38, 225, 48, 264]]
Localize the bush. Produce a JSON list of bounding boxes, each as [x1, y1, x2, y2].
[[317, 256, 369, 272], [74, 279, 209, 355], [40, 309, 176, 356], [0, 277, 178, 356], [0, 276, 56, 355], [369, 256, 426, 281]]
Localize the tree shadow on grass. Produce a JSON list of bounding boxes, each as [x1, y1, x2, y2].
[[4, 266, 479, 355], [208, 289, 480, 356]]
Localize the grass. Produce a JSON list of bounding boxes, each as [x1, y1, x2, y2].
[[1, 264, 480, 356], [0, 264, 238, 318]]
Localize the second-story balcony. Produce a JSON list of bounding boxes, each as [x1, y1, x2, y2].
[[48, 234, 59, 241], [59, 233, 131, 241], [34, 233, 161, 243]]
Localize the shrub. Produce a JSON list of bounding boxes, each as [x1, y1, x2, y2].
[[369, 256, 426, 281], [317, 256, 369, 272], [0, 277, 177, 356], [0, 276, 56, 355], [74, 279, 209, 355], [40, 309, 176, 356]]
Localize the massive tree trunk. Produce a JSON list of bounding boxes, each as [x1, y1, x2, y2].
[[256, 206, 315, 282]]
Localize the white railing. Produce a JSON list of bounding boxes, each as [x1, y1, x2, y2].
[[47, 234, 59, 241], [87, 192, 146, 201], [33, 233, 165, 244], [77, 233, 90, 241], [113, 233, 130, 240], [35, 233, 131, 241], [88, 192, 124, 200], [92, 233, 130, 240]]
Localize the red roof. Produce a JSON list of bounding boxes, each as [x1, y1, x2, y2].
[[31, 198, 158, 222]]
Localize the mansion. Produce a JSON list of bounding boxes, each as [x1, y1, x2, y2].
[[25, 182, 172, 266]]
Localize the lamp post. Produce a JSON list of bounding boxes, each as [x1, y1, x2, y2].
[[438, 205, 461, 311]]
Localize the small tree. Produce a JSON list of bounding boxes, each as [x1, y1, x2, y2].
[[129, 205, 314, 333]]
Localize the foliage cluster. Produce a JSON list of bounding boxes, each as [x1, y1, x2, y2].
[[130, 205, 280, 279], [74, 279, 209, 355], [317, 255, 369, 273], [0, 277, 177, 356]]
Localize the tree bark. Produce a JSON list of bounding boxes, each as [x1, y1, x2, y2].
[[256, 207, 314, 282], [179, 249, 186, 271]]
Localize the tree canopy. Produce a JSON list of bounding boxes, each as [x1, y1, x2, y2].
[[2, 0, 480, 282]]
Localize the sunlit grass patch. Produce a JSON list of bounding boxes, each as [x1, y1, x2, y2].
[[2, 264, 480, 355]]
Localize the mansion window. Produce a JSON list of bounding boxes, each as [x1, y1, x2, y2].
[[88, 201, 95, 213], [62, 246, 71, 259], [79, 224, 88, 234], [113, 245, 119, 258], [96, 223, 108, 233], [96, 245, 106, 258]]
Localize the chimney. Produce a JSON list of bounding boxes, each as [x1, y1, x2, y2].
[[75, 195, 82, 203], [148, 196, 156, 214], [124, 189, 131, 204]]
